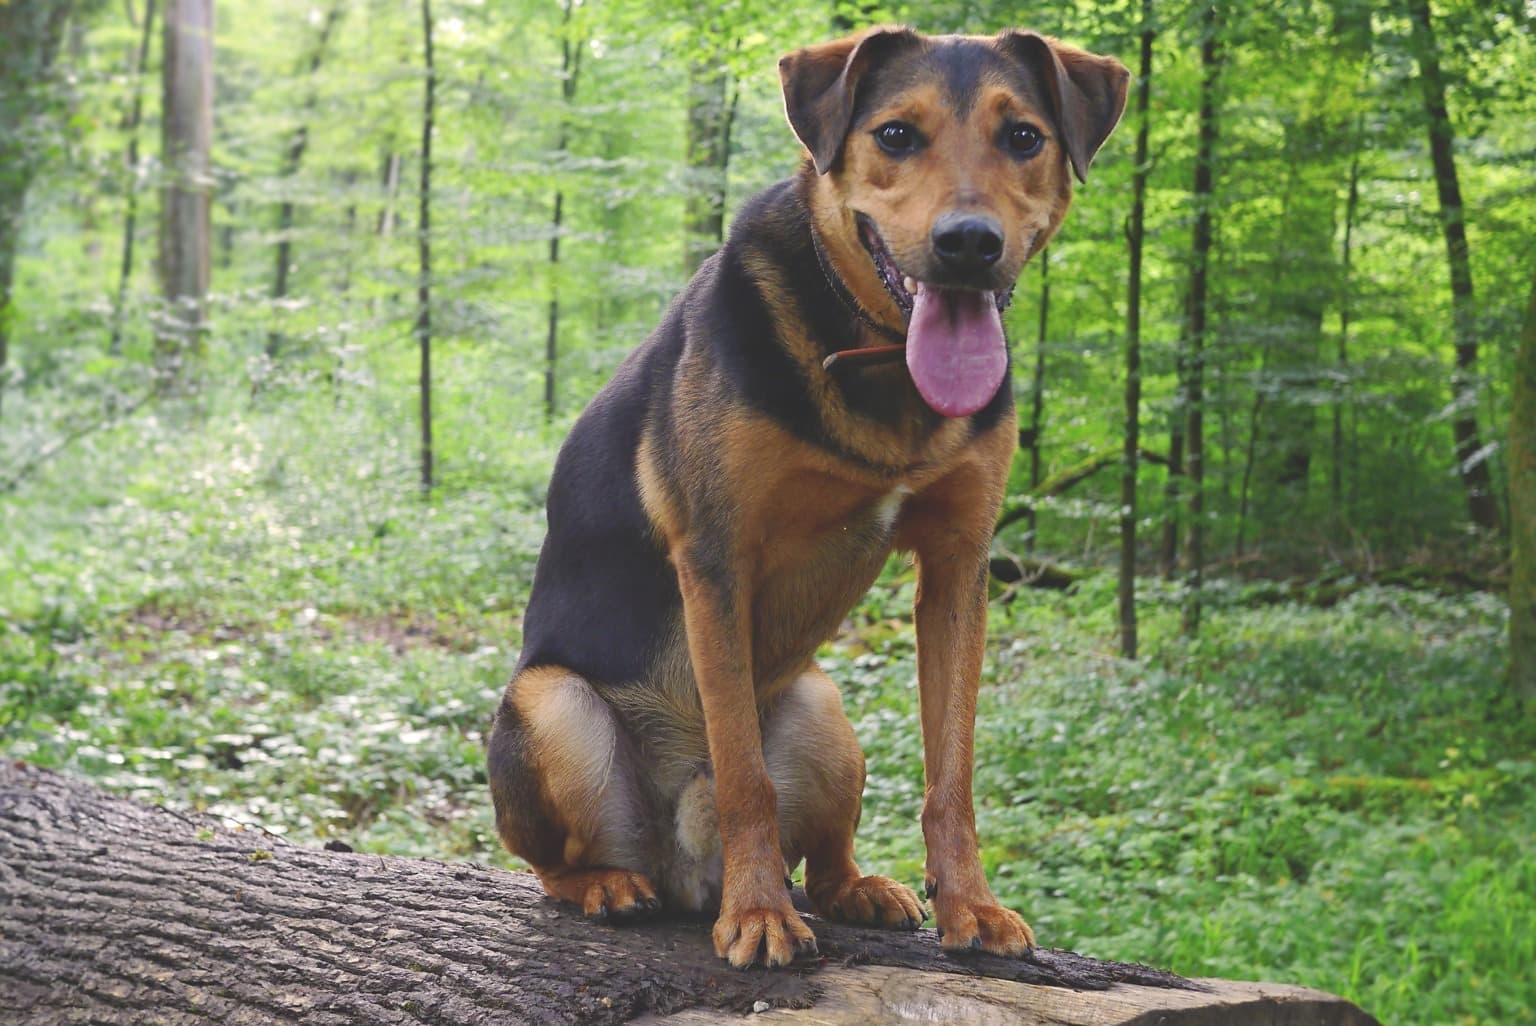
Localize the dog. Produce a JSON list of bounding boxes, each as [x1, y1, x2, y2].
[[487, 26, 1127, 969]]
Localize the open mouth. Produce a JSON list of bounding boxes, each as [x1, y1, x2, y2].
[[853, 213, 1013, 320], [856, 214, 916, 318], [849, 214, 1013, 419]]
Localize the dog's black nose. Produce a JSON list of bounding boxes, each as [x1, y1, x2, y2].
[[931, 212, 1004, 273]]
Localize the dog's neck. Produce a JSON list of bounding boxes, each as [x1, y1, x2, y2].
[[795, 165, 911, 364]]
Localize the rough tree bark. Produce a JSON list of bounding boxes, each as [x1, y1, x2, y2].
[[157, 0, 214, 392], [1405, 0, 1501, 532], [1119, 0, 1154, 661], [1510, 271, 1536, 710], [0, 763, 1380, 1026]]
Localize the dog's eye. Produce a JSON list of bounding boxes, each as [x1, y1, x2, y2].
[[1006, 123, 1045, 158], [874, 120, 920, 155]]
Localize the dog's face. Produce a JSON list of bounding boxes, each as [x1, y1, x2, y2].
[[781, 28, 1128, 416]]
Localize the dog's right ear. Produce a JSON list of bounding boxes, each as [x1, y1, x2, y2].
[[779, 26, 922, 175]]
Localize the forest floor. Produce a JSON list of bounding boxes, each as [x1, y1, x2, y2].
[[3, 396, 1534, 1026]]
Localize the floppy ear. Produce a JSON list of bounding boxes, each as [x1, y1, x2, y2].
[[998, 31, 1130, 183], [778, 26, 922, 175]]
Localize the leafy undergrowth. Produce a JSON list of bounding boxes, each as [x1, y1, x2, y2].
[[4, 402, 1533, 1026], [839, 575, 1535, 1026]]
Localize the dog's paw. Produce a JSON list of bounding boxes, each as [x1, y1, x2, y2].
[[935, 900, 1035, 957], [810, 874, 926, 930], [572, 869, 662, 923], [712, 903, 818, 968]]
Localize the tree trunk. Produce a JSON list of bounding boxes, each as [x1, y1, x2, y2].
[[1183, 1, 1220, 638], [1160, 393, 1185, 578], [1119, 0, 1154, 661], [683, 42, 735, 276], [157, 0, 214, 392], [109, 0, 159, 358], [0, 762, 1381, 1026], [1405, 0, 1500, 532], [1332, 114, 1364, 523], [1236, 351, 1269, 560], [266, 0, 344, 361], [1510, 272, 1536, 710], [545, 0, 583, 422], [0, 0, 77, 423], [377, 150, 402, 236], [416, 0, 434, 492], [1024, 249, 1049, 552], [1251, 1, 1370, 536]]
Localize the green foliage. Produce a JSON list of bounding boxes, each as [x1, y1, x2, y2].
[[3, 404, 1531, 1024], [3, 2, 1535, 1024], [832, 581, 1533, 1025]]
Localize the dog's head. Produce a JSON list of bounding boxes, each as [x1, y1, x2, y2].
[[780, 27, 1128, 417]]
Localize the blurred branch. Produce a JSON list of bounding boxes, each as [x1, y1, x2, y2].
[[0, 388, 156, 494]]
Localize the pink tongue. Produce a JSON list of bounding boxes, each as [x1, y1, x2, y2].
[[905, 284, 1007, 418]]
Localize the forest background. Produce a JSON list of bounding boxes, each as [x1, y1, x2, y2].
[[2, 0, 1535, 1023]]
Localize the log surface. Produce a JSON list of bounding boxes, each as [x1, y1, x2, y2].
[[0, 762, 1380, 1025]]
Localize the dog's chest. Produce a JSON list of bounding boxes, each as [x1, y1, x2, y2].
[[747, 485, 911, 690]]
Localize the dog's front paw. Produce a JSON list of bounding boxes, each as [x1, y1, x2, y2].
[[934, 898, 1035, 957], [712, 903, 818, 968], [809, 873, 925, 930]]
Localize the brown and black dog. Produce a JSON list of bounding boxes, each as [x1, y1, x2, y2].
[[488, 26, 1128, 969]]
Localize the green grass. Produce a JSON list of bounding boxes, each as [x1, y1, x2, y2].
[[4, 394, 1533, 1026]]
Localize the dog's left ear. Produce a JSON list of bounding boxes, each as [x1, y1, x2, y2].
[[998, 31, 1130, 183], [779, 26, 923, 175]]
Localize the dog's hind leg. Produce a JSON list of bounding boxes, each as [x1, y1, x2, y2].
[[487, 666, 659, 921], [764, 667, 926, 930]]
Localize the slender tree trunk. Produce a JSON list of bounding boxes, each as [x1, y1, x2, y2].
[[1160, 393, 1185, 578], [1183, 1, 1220, 637], [267, 0, 344, 360], [416, 0, 434, 491], [545, 190, 564, 421], [545, 0, 583, 422], [1236, 357, 1268, 560], [377, 151, 401, 237], [0, 185, 21, 425], [157, 0, 214, 393], [109, 0, 159, 358], [1510, 272, 1536, 710], [1119, 0, 1154, 661], [1024, 250, 1049, 553], [683, 42, 735, 275], [1332, 116, 1364, 523], [0, 0, 77, 423], [1405, 0, 1500, 532]]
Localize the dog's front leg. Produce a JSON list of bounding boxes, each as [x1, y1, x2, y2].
[[903, 457, 1035, 958], [676, 550, 818, 968]]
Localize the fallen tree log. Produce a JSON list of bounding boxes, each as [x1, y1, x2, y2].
[[0, 762, 1380, 1026]]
